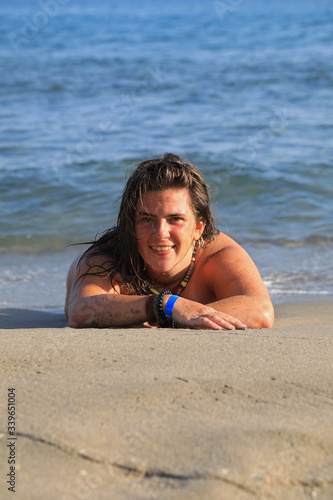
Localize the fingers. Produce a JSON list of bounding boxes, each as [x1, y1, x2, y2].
[[192, 314, 246, 331], [214, 313, 247, 330], [172, 298, 247, 331], [194, 316, 233, 330], [177, 312, 246, 331]]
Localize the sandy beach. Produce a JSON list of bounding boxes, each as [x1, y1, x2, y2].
[[1, 301, 333, 500]]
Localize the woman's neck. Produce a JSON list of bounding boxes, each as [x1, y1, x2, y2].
[[147, 267, 188, 292], [145, 249, 197, 294]]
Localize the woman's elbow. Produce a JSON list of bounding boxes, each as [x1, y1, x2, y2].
[[259, 314, 274, 329], [67, 300, 95, 328], [68, 316, 80, 328], [258, 301, 274, 328], [68, 311, 85, 328]]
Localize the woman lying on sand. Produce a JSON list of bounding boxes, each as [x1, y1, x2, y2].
[[65, 153, 274, 329]]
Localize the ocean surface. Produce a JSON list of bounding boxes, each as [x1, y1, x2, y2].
[[1, 0, 333, 310]]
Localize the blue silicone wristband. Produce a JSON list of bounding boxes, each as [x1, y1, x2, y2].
[[164, 295, 180, 319]]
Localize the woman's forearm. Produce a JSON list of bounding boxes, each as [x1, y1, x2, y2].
[[67, 291, 274, 330], [208, 295, 274, 329], [68, 293, 148, 328]]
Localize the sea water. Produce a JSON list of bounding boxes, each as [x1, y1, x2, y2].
[[1, 0, 333, 310]]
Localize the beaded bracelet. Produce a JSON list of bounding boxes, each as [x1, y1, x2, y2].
[[152, 290, 178, 328], [152, 290, 171, 327], [145, 294, 156, 325]]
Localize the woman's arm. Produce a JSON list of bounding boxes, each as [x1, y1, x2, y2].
[[68, 292, 149, 328], [204, 241, 274, 328], [208, 295, 274, 329], [66, 252, 248, 329], [66, 253, 149, 328]]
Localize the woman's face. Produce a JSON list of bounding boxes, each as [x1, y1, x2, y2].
[[135, 187, 205, 281]]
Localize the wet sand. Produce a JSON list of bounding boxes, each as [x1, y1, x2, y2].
[[1, 301, 333, 499]]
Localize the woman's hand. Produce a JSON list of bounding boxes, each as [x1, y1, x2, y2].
[[167, 296, 247, 330]]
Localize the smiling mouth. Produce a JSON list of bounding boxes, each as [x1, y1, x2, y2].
[[151, 245, 175, 252]]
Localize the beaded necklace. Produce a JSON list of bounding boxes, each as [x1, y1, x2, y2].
[[148, 251, 196, 296]]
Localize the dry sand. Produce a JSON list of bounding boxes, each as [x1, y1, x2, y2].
[[0, 301, 333, 500]]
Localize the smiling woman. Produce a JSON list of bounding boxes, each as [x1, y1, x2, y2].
[[65, 153, 274, 330], [135, 189, 204, 281]]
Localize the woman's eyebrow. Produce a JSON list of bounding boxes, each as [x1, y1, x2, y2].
[[137, 211, 155, 217], [137, 211, 186, 217]]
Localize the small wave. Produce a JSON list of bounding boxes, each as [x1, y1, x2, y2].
[[248, 235, 333, 248], [278, 235, 333, 247], [269, 289, 329, 295]]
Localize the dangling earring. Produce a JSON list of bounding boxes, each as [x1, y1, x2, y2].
[[194, 237, 202, 253]]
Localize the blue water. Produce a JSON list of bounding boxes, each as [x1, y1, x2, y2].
[[1, 0, 333, 309]]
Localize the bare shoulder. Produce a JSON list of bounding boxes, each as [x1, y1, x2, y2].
[[201, 232, 241, 254], [199, 232, 270, 299], [199, 232, 248, 264]]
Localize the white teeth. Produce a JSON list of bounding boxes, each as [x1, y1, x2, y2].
[[152, 246, 173, 251]]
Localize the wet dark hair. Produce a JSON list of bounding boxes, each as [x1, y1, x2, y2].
[[79, 153, 218, 294]]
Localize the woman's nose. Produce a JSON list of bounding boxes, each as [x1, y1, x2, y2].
[[154, 219, 169, 238]]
